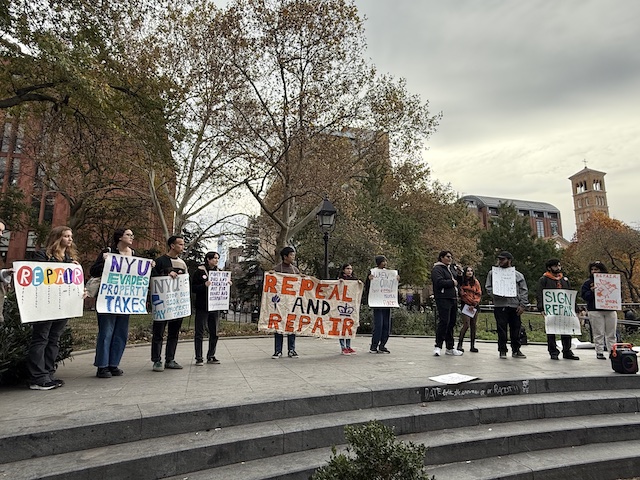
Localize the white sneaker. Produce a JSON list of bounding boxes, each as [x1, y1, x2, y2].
[[446, 348, 464, 356], [433, 347, 441, 356]]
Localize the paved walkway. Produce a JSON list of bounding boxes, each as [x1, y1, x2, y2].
[[0, 335, 622, 436]]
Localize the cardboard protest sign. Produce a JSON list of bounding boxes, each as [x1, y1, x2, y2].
[[594, 273, 622, 310], [208, 270, 231, 311], [542, 289, 581, 335], [150, 274, 191, 321], [259, 273, 363, 339], [96, 254, 152, 314], [13, 261, 84, 323], [367, 268, 399, 307], [490, 267, 517, 297]]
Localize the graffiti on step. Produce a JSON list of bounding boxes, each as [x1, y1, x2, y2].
[[423, 380, 530, 402]]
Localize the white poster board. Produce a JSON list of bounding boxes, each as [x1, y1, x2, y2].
[[367, 268, 399, 307], [96, 254, 152, 314], [594, 273, 622, 311], [208, 270, 231, 311], [542, 289, 581, 335], [150, 274, 191, 321], [13, 261, 84, 323], [491, 266, 517, 297]]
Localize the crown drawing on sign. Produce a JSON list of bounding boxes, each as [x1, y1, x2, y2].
[[337, 303, 354, 316]]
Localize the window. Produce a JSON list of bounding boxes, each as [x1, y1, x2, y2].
[[536, 220, 545, 238], [550, 221, 558, 236], [585, 197, 590, 206], [548, 212, 558, 219], [488, 207, 499, 216], [534, 211, 544, 218], [519, 210, 529, 216], [0, 123, 11, 153]]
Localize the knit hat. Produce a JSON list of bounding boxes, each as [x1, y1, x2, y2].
[[497, 251, 513, 260], [374, 255, 387, 267]]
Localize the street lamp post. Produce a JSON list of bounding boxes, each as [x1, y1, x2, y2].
[[316, 196, 337, 279]]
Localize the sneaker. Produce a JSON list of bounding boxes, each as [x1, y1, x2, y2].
[[51, 377, 65, 387], [288, 350, 299, 358], [512, 351, 527, 359], [272, 352, 282, 359], [434, 347, 441, 356], [347, 348, 357, 354], [165, 360, 183, 369], [341, 348, 351, 355], [96, 368, 112, 378], [109, 367, 124, 376], [207, 357, 221, 364], [29, 381, 57, 390], [152, 361, 164, 372], [445, 349, 463, 356], [499, 352, 507, 359], [369, 347, 378, 354], [195, 360, 204, 366], [596, 353, 606, 360], [378, 346, 390, 354]]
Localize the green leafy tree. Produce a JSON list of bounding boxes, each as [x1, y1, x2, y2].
[[477, 202, 559, 300]]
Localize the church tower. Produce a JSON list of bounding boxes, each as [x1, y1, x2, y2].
[[568, 166, 610, 231]]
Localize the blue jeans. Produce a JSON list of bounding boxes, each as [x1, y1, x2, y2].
[[28, 319, 68, 384], [371, 308, 391, 349], [274, 332, 295, 354], [94, 313, 130, 368], [339, 338, 352, 349]]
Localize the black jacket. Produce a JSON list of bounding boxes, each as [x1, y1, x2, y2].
[[431, 262, 457, 299], [536, 273, 571, 312], [191, 265, 217, 311]]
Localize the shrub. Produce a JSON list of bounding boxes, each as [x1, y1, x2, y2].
[[312, 420, 435, 480]]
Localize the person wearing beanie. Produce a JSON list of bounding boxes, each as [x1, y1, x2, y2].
[[272, 246, 300, 359], [536, 258, 579, 361], [366, 255, 394, 354], [581, 261, 617, 360]]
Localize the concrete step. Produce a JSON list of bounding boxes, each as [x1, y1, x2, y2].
[[3, 391, 640, 480]]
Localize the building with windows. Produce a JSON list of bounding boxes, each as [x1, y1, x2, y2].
[[569, 166, 610, 230], [460, 194, 563, 239]]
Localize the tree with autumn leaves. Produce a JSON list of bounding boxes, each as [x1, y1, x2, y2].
[[563, 212, 640, 303]]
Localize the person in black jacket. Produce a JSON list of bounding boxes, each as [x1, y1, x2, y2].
[[432, 250, 463, 357], [581, 261, 617, 360], [536, 258, 579, 361], [191, 251, 224, 366]]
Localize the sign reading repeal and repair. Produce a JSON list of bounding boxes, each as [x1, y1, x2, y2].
[[258, 272, 363, 339], [13, 261, 85, 322], [96, 253, 152, 314]]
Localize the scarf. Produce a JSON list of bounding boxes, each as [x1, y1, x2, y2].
[[544, 271, 563, 288]]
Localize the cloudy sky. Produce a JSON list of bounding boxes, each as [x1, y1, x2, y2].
[[355, 0, 640, 239]]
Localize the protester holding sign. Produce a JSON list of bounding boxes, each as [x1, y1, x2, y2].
[[27, 226, 78, 390], [485, 251, 528, 360], [150, 235, 188, 372], [89, 228, 137, 378], [366, 255, 399, 354], [581, 261, 618, 360], [272, 246, 300, 358], [536, 259, 579, 361], [191, 251, 227, 366], [458, 266, 482, 353], [337, 263, 359, 355]]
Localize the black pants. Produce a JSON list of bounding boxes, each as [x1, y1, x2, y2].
[[194, 309, 220, 361], [494, 306, 521, 353], [435, 298, 457, 350], [28, 319, 68, 384], [151, 318, 183, 362], [547, 334, 572, 356]]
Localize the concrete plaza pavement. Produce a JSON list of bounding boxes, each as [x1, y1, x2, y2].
[[0, 334, 623, 440]]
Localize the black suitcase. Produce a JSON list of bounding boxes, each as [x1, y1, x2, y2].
[[610, 343, 638, 374]]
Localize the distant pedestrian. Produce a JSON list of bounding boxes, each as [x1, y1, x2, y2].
[[581, 261, 617, 360], [151, 235, 188, 372], [27, 226, 78, 390], [89, 228, 136, 378], [432, 250, 463, 356], [272, 246, 300, 359], [338, 263, 358, 355], [458, 266, 481, 353], [191, 251, 226, 366], [485, 251, 528, 359], [536, 258, 579, 361]]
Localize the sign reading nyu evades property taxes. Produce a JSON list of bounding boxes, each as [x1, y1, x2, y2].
[[13, 261, 85, 323], [542, 289, 581, 335], [150, 274, 191, 321], [208, 270, 231, 311], [367, 268, 399, 308], [594, 273, 622, 311], [258, 273, 363, 339], [96, 253, 152, 315]]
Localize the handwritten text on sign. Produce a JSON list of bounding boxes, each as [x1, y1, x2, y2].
[[258, 273, 363, 339], [96, 254, 152, 314], [151, 274, 191, 321], [542, 289, 581, 335], [423, 380, 531, 402], [208, 270, 231, 311], [13, 261, 84, 323], [367, 268, 399, 307], [491, 267, 517, 297], [594, 273, 622, 311]]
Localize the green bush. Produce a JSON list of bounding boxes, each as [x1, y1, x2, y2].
[[312, 420, 434, 480], [0, 292, 73, 386]]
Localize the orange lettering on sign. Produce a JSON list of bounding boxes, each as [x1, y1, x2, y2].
[[285, 313, 296, 332], [311, 317, 325, 334], [328, 317, 341, 335], [281, 276, 297, 296], [268, 313, 282, 329], [299, 278, 314, 296], [315, 283, 328, 299], [341, 285, 352, 302], [341, 318, 354, 336], [264, 275, 278, 293], [298, 315, 312, 331]]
